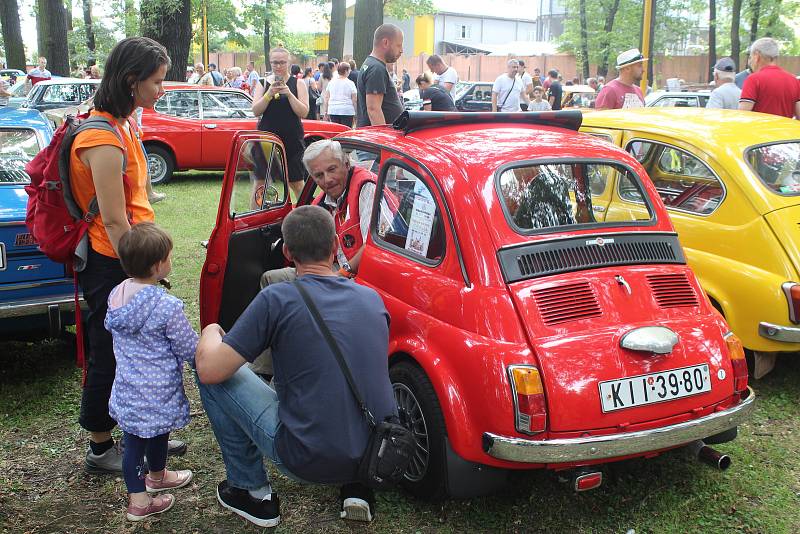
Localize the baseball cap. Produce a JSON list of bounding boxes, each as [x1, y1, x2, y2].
[[714, 57, 736, 72], [616, 48, 648, 69]]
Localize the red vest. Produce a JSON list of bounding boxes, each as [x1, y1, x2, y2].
[[313, 166, 376, 261]]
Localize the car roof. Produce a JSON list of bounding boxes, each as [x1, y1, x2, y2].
[[162, 82, 249, 92], [33, 77, 101, 85], [0, 106, 52, 130], [581, 108, 800, 150]]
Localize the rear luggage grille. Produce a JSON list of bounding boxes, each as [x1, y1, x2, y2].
[[647, 273, 699, 308], [533, 282, 602, 325], [498, 233, 685, 283]]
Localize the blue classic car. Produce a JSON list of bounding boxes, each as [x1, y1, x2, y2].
[[0, 107, 81, 337]]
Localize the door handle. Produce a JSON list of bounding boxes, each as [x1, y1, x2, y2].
[[593, 205, 606, 212], [204, 124, 217, 129]]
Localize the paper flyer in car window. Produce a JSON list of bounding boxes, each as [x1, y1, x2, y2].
[[405, 181, 435, 257]]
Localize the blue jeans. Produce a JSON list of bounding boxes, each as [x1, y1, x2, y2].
[[195, 366, 303, 490]]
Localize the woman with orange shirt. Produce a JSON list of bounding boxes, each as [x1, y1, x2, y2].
[[69, 37, 177, 479]]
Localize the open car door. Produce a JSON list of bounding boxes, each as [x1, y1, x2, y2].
[[200, 131, 292, 330]]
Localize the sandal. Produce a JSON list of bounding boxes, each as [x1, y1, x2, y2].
[[145, 469, 193, 493], [126, 493, 175, 521]]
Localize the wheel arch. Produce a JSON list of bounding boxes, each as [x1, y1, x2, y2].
[[143, 139, 178, 168]]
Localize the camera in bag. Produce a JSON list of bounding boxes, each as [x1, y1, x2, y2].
[[358, 419, 415, 490]]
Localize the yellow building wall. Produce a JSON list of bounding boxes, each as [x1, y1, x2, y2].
[[314, 34, 329, 52], [414, 15, 435, 56]]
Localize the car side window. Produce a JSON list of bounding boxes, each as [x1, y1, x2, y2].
[[478, 85, 492, 100], [654, 96, 698, 108], [154, 91, 200, 119], [42, 85, 79, 103], [625, 140, 724, 215], [229, 139, 287, 218], [375, 163, 445, 263], [79, 84, 98, 102], [201, 92, 255, 119]]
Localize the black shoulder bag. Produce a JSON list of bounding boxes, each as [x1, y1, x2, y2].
[[293, 281, 415, 490]]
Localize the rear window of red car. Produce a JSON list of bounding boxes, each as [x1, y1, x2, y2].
[[496, 161, 654, 233]]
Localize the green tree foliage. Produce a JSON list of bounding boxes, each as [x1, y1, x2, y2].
[[383, 0, 435, 19], [716, 0, 800, 55], [140, 0, 192, 80], [192, 0, 250, 51], [68, 10, 119, 69]]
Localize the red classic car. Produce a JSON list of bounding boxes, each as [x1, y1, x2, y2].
[[199, 111, 754, 499], [141, 83, 347, 184]]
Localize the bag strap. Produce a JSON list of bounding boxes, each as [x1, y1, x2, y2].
[[293, 280, 376, 428], [499, 77, 517, 110]]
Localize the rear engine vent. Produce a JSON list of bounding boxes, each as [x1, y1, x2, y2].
[[533, 282, 602, 325], [647, 273, 699, 308]]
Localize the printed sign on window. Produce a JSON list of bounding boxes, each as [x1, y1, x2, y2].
[[405, 181, 436, 257]]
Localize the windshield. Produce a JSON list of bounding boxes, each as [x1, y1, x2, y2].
[[0, 128, 40, 183], [746, 142, 800, 195], [497, 161, 654, 233]]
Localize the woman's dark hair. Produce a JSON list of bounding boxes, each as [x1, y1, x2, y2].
[[118, 222, 173, 279], [291, 64, 301, 76], [93, 37, 171, 118], [322, 63, 333, 81], [303, 67, 313, 78]]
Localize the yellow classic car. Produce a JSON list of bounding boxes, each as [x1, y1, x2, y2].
[[581, 108, 800, 377]]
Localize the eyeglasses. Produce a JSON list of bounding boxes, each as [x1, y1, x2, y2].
[[270, 60, 288, 66]]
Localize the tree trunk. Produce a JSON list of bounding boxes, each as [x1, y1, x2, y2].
[[36, 0, 47, 59], [140, 0, 192, 82], [263, 0, 271, 62], [328, 0, 346, 61], [42, 0, 70, 75], [124, 0, 137, 37], [0, 0, 27, 71], [66, 0, 77, 70], [353, 0, 383, 66], [731, 0, 742, 70], [597, 0, 621, 77], [578, 0, 590, 79], [749, 0, 760, 45], [708, 0, 716, 83], [83, 0, 96, 66]]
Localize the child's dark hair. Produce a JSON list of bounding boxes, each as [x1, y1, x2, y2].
[[118, 222, 173, 279], [94, 37, 171, 118]]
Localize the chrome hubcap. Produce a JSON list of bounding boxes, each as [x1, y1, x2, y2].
[[393, 382, 429, 482], [147, 153, 166, 181]]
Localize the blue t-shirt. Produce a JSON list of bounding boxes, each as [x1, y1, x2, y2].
[[222, 274, 397, 483]]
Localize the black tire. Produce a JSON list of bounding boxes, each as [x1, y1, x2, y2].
[[390, 361, 448, 501], [145, 145, 175, 185], [704, 426, 738, 445]]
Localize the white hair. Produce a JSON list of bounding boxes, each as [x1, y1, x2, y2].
[[302, 139, 347, 172], [714, 69, 735, 81], [231, 67, 242, 76], [507, 59, 519, 67], [750, 37, 780, 60]]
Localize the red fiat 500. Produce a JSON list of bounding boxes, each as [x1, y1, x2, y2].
[[141, 83, 347, 184], [199, 112, 754, 499]]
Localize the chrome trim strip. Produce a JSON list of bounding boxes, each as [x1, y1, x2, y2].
[[0, 279, 73, 292], [483, 387, 755, 464], [0, 221, 31, 227], [0, 295, 86, 319], [758, 322, 800, 343]]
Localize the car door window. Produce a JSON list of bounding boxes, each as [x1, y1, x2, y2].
[[78, 84, 98, 102], [201, 91, 254, 119], [626, 140, 724, 215], [0, 128, 39, 183], [375, 163, 445, 263], [229, 139, 287, 218], [42, 85, 79, 104], [654, 96, 698, 108], [154, 90, 200, 118]]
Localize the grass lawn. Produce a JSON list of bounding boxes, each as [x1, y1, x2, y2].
[[1, 174, 799, 533]]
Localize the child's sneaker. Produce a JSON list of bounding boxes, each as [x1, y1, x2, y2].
[[126, 493, 175, 521], [145, 469, 193, 493], [339, 483, 375, 522]]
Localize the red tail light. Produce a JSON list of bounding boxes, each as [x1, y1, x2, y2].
[[782, 282, 800, 324], [724, 332, 748, 394], [508, 365, 546, 435]]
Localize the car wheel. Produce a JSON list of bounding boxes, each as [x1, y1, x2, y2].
[[146, 145, 175, 185], [390, 361, 448, 501]]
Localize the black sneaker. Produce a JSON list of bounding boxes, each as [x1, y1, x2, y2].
[[339, 483, 375, 522], [216, 480, 280, 528]]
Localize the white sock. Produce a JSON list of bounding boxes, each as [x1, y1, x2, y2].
[[249, 484, 272, 500]]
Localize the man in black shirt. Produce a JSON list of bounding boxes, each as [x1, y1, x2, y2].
[[416, 74, 455, 111], [356, 24, 405, 127], [547, 69, 563, 110]]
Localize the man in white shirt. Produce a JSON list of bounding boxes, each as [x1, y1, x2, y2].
[[518, 60, 534, 110], [492, 59, 525, 112], [426, 54, 458, 101], [245, 61, 261, 96], [188, 63, 203, 84], [706, 57, 741, 110]]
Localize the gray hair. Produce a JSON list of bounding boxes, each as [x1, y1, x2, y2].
[[750, 37, 780, 60], [714, 69, 735, 81], [507, 59, 519, 67], [281, 205, 336, 264], [302, 139, 348, 173]]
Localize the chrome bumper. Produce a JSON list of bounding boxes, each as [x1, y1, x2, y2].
[[0, 295, 85, 336], [758, 322, 800, 343], [483, 387, 755, 464]]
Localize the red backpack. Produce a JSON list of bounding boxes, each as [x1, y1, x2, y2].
[[24, 114, 129, 380]]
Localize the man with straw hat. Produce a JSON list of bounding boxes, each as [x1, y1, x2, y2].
[[595, 48, 647, 110]]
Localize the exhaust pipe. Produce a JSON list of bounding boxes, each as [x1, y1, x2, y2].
[[688, 440, 731, 471]]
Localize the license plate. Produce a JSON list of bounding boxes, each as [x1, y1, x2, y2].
[[598, 364, 711, 412], [0, 242, 5, 270]]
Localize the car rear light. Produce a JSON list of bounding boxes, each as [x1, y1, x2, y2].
[[508, 365, 546, 435], [781, 282, 800, 324], [575, 472, 603, 492], [724, 332, 748, 394]]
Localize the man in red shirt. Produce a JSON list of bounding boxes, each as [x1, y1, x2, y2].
[[595, 49, 646, 110], [739, 37, 800, 119]]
